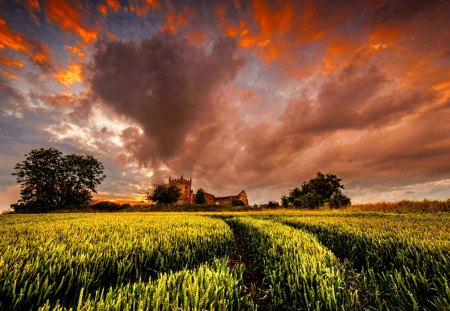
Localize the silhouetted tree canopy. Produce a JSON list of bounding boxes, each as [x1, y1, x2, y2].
[[285, 172, 351, 208], [281, 195, 289, 207], [147, 183, 181, 205], [232, 199, 245, 206], [12, 148, 105, 212], [195, 188, 206, 204]]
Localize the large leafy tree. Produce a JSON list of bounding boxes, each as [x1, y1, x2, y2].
[[147, 183, 181, 205], [12, 148, 105, 212], [285, 172, 351, 208]]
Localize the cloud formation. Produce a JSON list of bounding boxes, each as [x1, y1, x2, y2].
[[46, 0, 98, 43], [89, 32, 244, 162], [0, 0, 450, 207], [0, 17, 50, 67]]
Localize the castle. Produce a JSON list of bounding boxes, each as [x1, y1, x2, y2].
[[168, 175, 249, 206]]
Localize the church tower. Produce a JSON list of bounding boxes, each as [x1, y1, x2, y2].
[[169, 175, 194, 204]]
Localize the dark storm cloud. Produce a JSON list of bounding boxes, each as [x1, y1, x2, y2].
[[88, 32, 244, 162], [370, 0, 442, 25]]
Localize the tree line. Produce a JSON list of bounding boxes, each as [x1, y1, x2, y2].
[[10, 148, 351, 212]]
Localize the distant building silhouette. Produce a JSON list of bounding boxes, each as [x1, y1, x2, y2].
[[168, 175, 249, 206]]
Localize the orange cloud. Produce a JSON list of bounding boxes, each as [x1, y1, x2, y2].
[[98, 4, 108, 15], [129, 0, 159, 16], [296, 0, 330, 43], [218, 2, 290, 63], [160, 9, 193, 33], [321, 39, 357, 73], [65, 45, 86, 59], [216, 1, 295, 62], [54, 62, 82, 86], [0, 17, 50, 66], [46, 0, 97, 43], [98, 0, 120, 16], [185, 30, 207, 44], [0, 69, 18, 79], [27, 0, 40, 10], [0, 57, 25, 67], [217, 0, 351, 64], [369, 25, 402, 45], [0, 18, 29, 52], [252, 0, 294, 39], [106, 0, 120, 12], [31, 45, 50, 64], [433, 80, 450, 99]]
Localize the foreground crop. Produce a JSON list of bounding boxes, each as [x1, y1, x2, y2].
[[0, 212, 448, 310]]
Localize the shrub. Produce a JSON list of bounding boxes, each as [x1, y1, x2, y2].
[[231, 199, 245, 206]]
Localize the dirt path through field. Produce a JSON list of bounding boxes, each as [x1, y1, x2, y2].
[[222, 217, 267, 309]]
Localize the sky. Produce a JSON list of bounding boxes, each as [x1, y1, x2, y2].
[[0, 0, 450, 210]]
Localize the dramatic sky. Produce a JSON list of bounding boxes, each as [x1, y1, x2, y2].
[[1, 0, 450, 210]]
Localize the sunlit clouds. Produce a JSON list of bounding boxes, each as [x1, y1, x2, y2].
[[0, 0, 449, 210], [54, 62, 82, 86], [46, 0, 98, 43]]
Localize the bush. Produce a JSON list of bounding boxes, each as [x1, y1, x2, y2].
[[268, 201, 280, 208], [195, 189, 206, 205], [91, 201, 128, 211], [281, 195, 289, 207], [232, 199, 245, 206]]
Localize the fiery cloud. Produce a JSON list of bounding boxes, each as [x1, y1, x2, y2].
[[129, 0, 159, 15], [0, 57, 24, 67], [27, 0, 40, 11], [0, 0, 450, 207], [98, 0, 120, 16], [160, 11, 189, 33], [46, 0, 97, 43], [64, 45, 86, 59], [54, 62, 82, 86], [0, 17, 49, 66]]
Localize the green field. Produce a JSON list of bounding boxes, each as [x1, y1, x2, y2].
[[0, 211, 449, 310]]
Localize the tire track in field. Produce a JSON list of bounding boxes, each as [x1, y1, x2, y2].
[[213, 216, 267, 309], [278, 218, 381, 308]]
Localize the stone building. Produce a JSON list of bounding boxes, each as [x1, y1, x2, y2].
[[204, 192, 216, 205], [168, 175, 249, 206], [169, 175, 194, 204], [214, 190, 249, 206]]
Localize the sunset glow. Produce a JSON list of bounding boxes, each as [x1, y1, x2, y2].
[[1, 0, 449, 210]]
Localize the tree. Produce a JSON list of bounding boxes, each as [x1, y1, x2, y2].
[[268, 201, 280, 208], [195, 188, 206, 204], [328, 192, 351, 208], [281, 195, 289, 207], [286, 172, 351, 208], [147, 183, 181, 205], [12, 148, 105, 212]]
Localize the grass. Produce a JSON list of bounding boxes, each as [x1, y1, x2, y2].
[[0, 209, 449, 310], [345, 199, 450, 213]]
